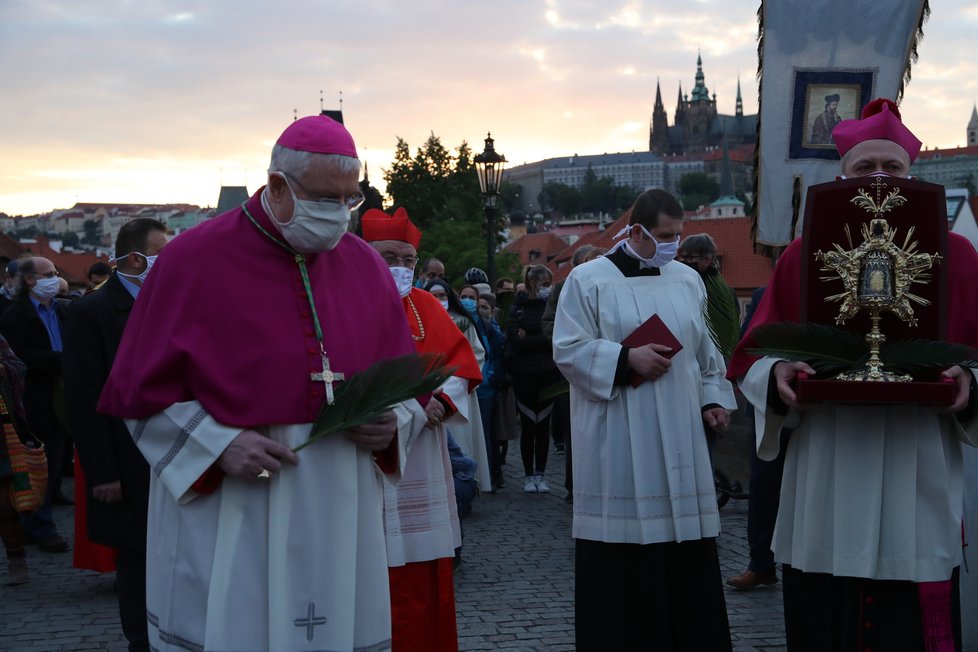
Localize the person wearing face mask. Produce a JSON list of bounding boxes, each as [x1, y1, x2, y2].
[[362, 207, 483, 652], [729, 98, 978, 650], [0, 257, 72, 554], [97, 116, 428, 652], [507, 264, 561, 494], [552, 188, 737, 651], [60, 218, 167, 652]]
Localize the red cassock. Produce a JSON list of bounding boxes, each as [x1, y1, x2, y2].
[[72, 456, 117, 573], [388, 287, 482, 652]]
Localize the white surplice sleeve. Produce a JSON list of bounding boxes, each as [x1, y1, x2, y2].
[[126, 401, 242, 505], [553, 271, 622, 402], [738, 357, 802, 461]]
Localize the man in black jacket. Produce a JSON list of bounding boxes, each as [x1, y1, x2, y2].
[[63, 218, 167, 652], [0, 256, 70, 552]]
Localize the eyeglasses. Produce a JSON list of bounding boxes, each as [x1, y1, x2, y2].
[[381, 254, 418, 268], [278, 171, 365, 211], [35, 270, 59, 279]]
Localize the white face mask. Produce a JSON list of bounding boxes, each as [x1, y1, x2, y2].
[[439, 299, 449, 311], [614, 224, 680, 268], [389, 266, 414, 298], [32, 276, 60, 300], [115, 252, 158, 284], [270, 174, 351, 253], [537, 286, 552, 300], [648, 235, 680, 267]]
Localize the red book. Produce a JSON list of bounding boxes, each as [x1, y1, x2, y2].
[[621, 314, 683, 388]]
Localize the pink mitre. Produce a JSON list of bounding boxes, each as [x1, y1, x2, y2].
[[276, 115, 358, 158], [833, 98, 922, 163]]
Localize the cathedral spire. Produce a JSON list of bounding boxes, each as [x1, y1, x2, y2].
[[969, 103, 978, 146], [690, 52, 710, 103], [654, 78, 663, 110], [736, 76, 744, 117]]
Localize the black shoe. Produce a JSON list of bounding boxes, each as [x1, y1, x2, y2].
[[35, 534, 69, 553], [554, 441, 565, 452]]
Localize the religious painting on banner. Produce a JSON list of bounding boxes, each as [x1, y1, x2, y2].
[[752, 0, 930, 256], [791, 70, 874, 153]]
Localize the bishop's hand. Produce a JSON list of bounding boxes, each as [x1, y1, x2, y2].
[[773, 361, 816, 410], [938, 365, 971, 414], [218, 429, 299, 479], [628, 343, 673, 381], [345, 410, 397, 451]]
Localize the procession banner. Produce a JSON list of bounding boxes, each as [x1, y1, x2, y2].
[[752, 0, 929, 256]]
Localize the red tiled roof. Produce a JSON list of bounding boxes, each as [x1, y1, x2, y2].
[[0, 233, 25, 261], [917, 145, 978, 161], [701, 143, 755, 162], [503, 232, 569, 268], [19, 236, 110, 286], [554, 211, 773, 293]]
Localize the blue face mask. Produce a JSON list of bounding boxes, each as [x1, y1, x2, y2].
[[460, 298, 478, 314]]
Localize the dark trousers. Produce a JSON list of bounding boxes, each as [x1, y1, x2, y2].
[[746, 430, 789, 573], [576, 538, 732, 651], [519, 418, 550, 477], [116, 547, 149, 652], [0, 477, 25, 559], [551, 393, 570, 446]]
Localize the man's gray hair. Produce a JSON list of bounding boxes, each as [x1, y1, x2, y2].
[[268, 144, 361, 178], [571, 245, 595, 267]]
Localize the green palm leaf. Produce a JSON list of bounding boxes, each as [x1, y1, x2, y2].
[[539, 380, 569, 401], [293, 353, 457, 452], [747, 322, 867, 376], [704, 272, 740, 357], [875, 339, 978, 376], [748, 322, 978, 378]]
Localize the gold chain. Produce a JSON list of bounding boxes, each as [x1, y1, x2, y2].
[[407, 296, 426, 342]]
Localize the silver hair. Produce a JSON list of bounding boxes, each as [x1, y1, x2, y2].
[[268, 144, 362, 178]]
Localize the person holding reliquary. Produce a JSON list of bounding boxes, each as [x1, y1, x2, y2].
[[728, 98, 978, 651]]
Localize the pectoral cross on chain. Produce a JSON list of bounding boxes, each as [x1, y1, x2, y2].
[[311, 352, 344, 405]]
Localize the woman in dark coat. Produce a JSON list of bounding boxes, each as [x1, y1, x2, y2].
[[0, 333, 30, 584], [506, 265, 560, 493]]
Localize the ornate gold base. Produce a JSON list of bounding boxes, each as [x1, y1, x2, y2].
[[833, 369, 912, 383]]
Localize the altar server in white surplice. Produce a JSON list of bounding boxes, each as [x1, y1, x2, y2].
[[99, 116, 426, 652], [553, 188, 737, 652]]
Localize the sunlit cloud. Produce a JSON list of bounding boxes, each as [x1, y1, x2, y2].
[[0, 0, 974, 215]]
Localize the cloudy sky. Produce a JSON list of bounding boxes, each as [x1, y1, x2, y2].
[[1, 0, 976, 216]]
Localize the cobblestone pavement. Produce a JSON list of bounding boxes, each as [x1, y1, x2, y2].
[[1, 457, 786, 651]]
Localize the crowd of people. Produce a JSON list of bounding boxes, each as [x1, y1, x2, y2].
[[0, 103, 976, 652]]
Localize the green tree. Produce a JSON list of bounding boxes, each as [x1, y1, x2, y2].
[[82, 219, 99, 245], [679, 172, 721, 211], [383, 133, 500, 283], [61, 231, 80, 248]]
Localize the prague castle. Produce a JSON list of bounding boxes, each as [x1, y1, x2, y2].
[[650, 54, 757, 156]]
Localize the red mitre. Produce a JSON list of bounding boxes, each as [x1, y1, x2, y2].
[[833, 98, 922, 163], [361, 207, 422, 249], [276, 115, 358, 158]]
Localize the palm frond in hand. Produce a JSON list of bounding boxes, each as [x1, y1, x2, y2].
[[747, 322, 868, 376], [293, 353, 456, 452], [875, 339, 978, 376], [703, 272, 741, 357]]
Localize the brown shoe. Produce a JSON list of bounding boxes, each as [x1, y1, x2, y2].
[[5, 558, 28, 585], [726, 569, 778, 590]]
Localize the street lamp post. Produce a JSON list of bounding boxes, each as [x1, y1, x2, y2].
[[473, 132, 507, 285]]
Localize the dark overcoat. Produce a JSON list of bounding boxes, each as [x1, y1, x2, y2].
[[63, 273, 148, 549]]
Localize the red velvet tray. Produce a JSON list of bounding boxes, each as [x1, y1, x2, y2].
[[794, 372, 956, 406]]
